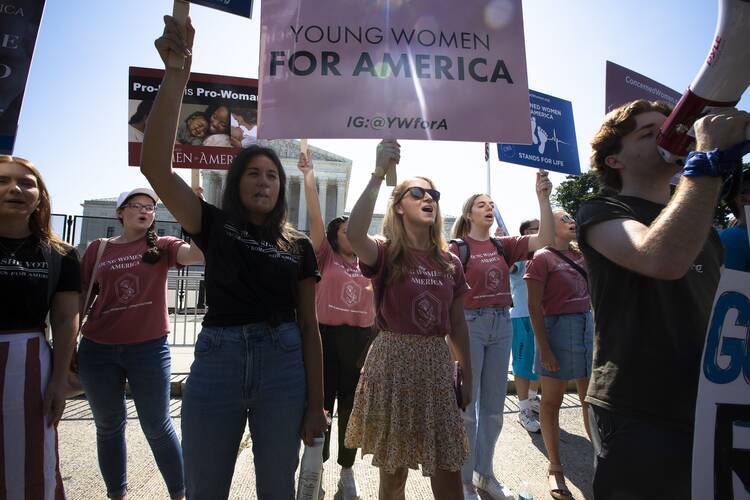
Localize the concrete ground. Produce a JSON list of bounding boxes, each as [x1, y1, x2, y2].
[[58, 394, 593, 499]]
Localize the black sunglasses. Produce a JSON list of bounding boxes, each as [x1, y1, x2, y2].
[[399, 186, 441, 203]]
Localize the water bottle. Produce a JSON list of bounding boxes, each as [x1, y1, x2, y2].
[[518, 480, 533, 500], [296, 436, 325, 500]]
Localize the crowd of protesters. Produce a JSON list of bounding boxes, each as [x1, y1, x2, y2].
[[1, 12, 749, 500]]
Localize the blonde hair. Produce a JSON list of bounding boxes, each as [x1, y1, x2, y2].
[[0, 156, 68, 252], [451, 193, 490, 239], [382, 176, 453, 284]]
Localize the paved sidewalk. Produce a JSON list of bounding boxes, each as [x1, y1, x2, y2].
[[58, 395, 593, 499]]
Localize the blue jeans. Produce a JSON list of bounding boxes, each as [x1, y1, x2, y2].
[[461, 307, 513, 483], [181, 322, 307, 500], [77, 336, 184, 498]]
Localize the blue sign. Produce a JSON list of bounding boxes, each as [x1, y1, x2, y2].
[[497, 90, 580, 175], [188, 0, 253, 18]]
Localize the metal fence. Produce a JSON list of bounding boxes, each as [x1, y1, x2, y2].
[[54, 213, 205, 346]]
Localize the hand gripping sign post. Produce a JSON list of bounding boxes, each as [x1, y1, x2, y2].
[[258, 0, 532, 148], [693, 268, 750, 499]]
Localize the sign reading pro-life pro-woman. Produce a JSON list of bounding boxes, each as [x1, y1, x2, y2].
[[497, 90, 580, 175], [258, 0, 531, 143]]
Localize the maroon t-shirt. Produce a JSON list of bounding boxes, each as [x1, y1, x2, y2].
[[524, 248, 590, 316], [81, 236, 184, 344], [316, 238, 375, 327], [360, 240, 468, 336], [449, 235, 530, 309]]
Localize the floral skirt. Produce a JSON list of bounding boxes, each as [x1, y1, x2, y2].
[[344, 331, 468, 476]]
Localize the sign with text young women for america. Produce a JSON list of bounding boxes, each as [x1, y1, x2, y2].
[[258, 0, 532, 143], [497, 89, 581, 175]]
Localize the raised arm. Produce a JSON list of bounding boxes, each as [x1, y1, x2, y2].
[[346, 140, 400, 266], [527, 170, 554, 252], [297, 153, 325, 251], [176, 242, 204, 266], [586, 111, 750, 280], [140, 15, 202, 235]]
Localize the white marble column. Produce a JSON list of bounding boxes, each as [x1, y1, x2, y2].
[[297, 179, 307, 230], [318, 178, 328, 223], [336, 179, 346, 216]]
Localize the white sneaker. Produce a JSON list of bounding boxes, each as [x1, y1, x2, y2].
[[529, 395, 541, 414], [337, 468, 361, 500], [518, 408, 541, 433], [473, 472, 515, 500], [463, 483, 480, 500]]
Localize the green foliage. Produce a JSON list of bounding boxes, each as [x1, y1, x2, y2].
[[550, 171, 604, 216]]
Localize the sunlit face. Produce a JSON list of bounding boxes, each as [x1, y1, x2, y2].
[[468, 194, 495, 229], [116, 194, 156, 232], [188, 115, 208, 138], [239, 155, 280, 219], [209, 106, 229, 134], [523, 220, 539, 235], [336, 222, 354, 255], [395, 178, 438, 227], [608, 111, 676, 177], [0, 161, 40, 220], [554, 211, 576, 241]]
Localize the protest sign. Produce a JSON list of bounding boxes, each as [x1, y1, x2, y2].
[[692, 268, 750, 499], [258, 0, 531, 143], [128, 67, 258, 170], [605, 61, 681, 113], [497, 89, 580, 175], [185, 0, 252, 18], [0, 0, 46, 154]]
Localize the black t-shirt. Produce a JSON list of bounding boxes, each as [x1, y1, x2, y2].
[[187, 200, 320, 326], [577, 195, 723, 426], [0, 237, 81, 331]]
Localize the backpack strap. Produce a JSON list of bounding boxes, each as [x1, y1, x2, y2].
[[449, 239, 470, 270], [546, 247, 588, 281], [488, 236, 510, 267]]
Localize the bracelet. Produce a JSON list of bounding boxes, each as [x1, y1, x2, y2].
[[684, 140, 750, 180], [371, 168, 386, 179]]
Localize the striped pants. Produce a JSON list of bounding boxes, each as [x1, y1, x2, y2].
[[0, 332, 65, 499]]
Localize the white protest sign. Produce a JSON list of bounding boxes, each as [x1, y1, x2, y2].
[[692, 268, 750, 499]]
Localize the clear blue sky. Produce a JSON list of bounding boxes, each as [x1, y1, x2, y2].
[[12, 0, 750, 235]]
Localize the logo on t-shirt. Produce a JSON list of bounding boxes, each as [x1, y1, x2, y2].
[[485, 268, 502, 292], [341, 281, 362, 306], [115, 273, 140, 304], [412, 291, 441, 332]]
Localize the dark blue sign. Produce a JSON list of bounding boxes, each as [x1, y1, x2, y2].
[[497, 90, 580, 175], [0, 0, 46, 154], [188, 0, 253, 18]]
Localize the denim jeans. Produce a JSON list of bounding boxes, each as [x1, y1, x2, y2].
[[181, 322, 307, 500], [461, 307, 513, 483], [77, 336, 184, 498]]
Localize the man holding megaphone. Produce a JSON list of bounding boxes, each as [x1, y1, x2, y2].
[[575, 100, 749, 499]]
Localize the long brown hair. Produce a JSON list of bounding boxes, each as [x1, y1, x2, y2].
[[382, 176, 453, 284], [451, 193, 490, 239], [0, 155, 67, 252]]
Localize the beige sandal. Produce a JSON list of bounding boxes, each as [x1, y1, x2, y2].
[[548, 463, 573, 499]]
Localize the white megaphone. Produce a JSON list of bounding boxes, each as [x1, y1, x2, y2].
[[657, 0, 750, 165]]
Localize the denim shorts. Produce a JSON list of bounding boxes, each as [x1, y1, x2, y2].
[[534, 311, 593, 380]]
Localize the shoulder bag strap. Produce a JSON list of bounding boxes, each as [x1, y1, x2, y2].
[[546, 247, 588, 281], [80, 238, 109, 332]]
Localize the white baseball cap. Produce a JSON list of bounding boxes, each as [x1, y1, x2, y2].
[[116, 188, 159, 209]]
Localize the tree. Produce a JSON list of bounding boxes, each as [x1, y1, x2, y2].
[[550, 171, 606, 217]]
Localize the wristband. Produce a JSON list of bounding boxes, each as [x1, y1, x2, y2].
[[684, 140, 750, 180], [372, 167, 386, 179]]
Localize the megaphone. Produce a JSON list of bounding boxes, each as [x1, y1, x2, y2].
[[657, 0, 750, 165]]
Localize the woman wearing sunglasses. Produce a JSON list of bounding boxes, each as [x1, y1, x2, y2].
[[344, 140, 472, 499], [524, 210, 593, 500], [77, 188, 203, 500], [449, 177, 553, 500]]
